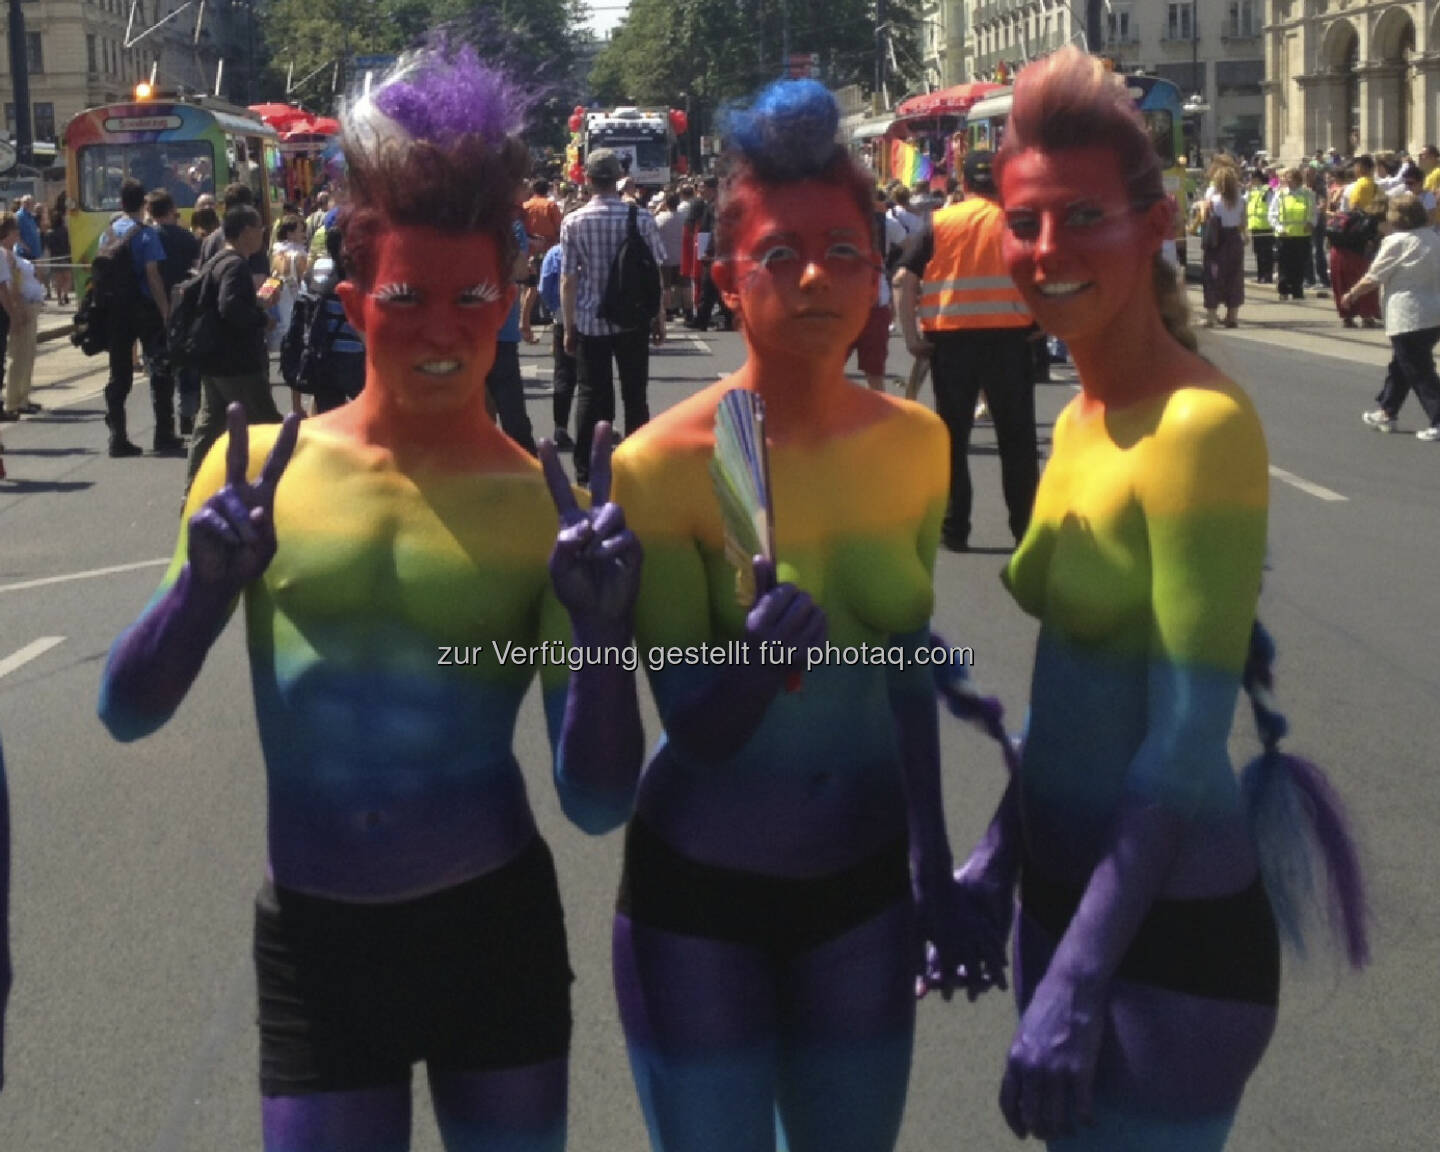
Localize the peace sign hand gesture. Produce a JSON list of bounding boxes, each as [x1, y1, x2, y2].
[[541, 422, 642, 629], [187, 404, 301, 595]]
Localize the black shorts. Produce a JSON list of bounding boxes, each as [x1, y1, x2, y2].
[[616, 818, 910, 958], [1021, 860, 1280, 1006], [256, 835, 573, 1096]]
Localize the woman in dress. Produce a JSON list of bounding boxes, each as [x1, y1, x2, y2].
[[269, 216, 309, 415], [99, 46, 638, 1151], [1199, 164, 1247, 328], [953, 48, 1365, 1149], [600, 80, 991, 1152]]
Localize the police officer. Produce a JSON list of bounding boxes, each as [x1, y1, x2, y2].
[[1246, 168, 1275, 284], [1269, 167, 1315, 301], [894, 149, 1038, 553]]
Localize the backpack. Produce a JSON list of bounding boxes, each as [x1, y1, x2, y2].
[[1325, 210, 1378, 253], [89, 224, 145, 316], [70, 283, 109, 356], [599, 204, 662, 331], [280, 288, 344, 394], [165, 250, 235, 373]]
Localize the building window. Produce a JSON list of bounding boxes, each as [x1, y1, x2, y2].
[[1227, 0, 1257, 36], [1167, 3, 1194, 39], [1107, 7, 1133, 42], [34, 102, 54, 141], [87, 33, 98, 75], [25, 32, 43, 74]]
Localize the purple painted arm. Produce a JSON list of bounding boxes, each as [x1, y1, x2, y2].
[[934, 778, 1020, 1000], [98, 408, 299, 742], [999, 799, 1183, 1141], [99, 565, 241, 741], [658, 557, 825, 766], [542, 429, 645, 834]]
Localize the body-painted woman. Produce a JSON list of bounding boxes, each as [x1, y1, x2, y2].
[[950, 48, 1366, 1150], [597, 82, 999, 1152], [97, 47, 638, 1152]]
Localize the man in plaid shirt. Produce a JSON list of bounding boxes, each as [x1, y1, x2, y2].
[[559, 148, 667, 485]]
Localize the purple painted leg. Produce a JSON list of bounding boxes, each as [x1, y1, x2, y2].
[[427, 1058, 568, 1152], [261, 1085, 412, 1152]]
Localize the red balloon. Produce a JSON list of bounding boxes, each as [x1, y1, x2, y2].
[[669, 109, 689, 135], [675, 154, 689, 175], [568, 113, 583, 133]]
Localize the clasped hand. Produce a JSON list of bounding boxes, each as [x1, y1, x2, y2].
[[187, 405, 300, 593], [541, 422, 642, 627], [916, 857, 1013, 1003]]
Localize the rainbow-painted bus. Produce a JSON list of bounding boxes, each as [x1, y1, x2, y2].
[[64, 92, 285, 287], [965, 72, 1193, 263]]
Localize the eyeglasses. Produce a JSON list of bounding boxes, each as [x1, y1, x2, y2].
[[737, 242, 881, 284]]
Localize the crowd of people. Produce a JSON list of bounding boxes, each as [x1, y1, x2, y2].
[[0, 45, 1379, 1152]]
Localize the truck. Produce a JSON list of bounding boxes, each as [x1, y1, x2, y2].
[[582, 107, 675, 189]]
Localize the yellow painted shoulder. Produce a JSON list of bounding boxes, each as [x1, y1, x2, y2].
[[1142, 378, 1268, 514]]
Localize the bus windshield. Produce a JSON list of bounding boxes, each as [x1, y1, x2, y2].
[[1144, 110, 1177, 167], [589, 130, 668, 173], [77, 141, 215, 211]]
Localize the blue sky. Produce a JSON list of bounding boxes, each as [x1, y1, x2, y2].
[[585, 1, 630, 38]]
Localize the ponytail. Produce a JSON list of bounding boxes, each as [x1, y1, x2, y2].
[[1153, 252, 1198, 353], [1240, 621, 1370, 969]]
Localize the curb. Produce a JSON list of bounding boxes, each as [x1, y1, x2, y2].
[[38, 322, 73, 345]]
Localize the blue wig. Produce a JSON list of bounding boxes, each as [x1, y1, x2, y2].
[[719, 79, 842, 183]]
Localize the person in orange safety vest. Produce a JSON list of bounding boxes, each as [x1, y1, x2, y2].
[[894, 148, 1040, 552]]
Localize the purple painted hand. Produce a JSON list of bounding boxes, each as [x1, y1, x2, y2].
[[746, 556, 826, 681], [917, 858, 1013, 1003], [541, 421, 642, 630], [188, 405, 300, 595], [999, 968, 1107, 1141]]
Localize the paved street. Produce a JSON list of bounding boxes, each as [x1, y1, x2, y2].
[[0, 283, 1434, 1150]]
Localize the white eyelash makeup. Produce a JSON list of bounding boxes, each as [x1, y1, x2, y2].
[[460, 281, 502, 303], [373, 282, 417, 302]]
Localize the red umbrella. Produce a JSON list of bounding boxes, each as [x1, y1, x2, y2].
[[248, 103, 310, 130], [305, 116, 341, 136]]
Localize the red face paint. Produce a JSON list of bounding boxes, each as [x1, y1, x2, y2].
[[727, 181, 878, 355], [999, 147, 1159, 342], [355, 226, 512, 415]]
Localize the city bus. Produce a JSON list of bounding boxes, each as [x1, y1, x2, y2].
[[64, 90, 285, 287], [965, 72, 1193, 263]]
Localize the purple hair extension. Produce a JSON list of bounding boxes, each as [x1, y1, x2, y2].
[[1240, 621, 1370, 969], [930, 632, 1022, 777], [371, 42, 526, 148]]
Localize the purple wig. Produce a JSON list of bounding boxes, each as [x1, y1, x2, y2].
[[339, 42, 530, 287]]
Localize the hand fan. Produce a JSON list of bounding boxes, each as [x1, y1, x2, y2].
[[709, 388, 776, 606]]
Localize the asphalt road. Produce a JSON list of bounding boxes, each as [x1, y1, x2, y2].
[[0, 292, 1434, 1150]]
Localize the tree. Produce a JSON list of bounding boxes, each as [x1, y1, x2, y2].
[[258, 0, 589, 144]]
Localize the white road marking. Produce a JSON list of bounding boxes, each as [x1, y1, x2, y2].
[[0, 557, 169, 595], [0, 636, 65, 680], [1269, 465, 1348, 502], [685, 336, 711, 354]]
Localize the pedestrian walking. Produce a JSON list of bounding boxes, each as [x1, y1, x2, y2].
[[1332, 156, 1384, 328], [895, 148, 1038, 551], [1349, 194, 1440, 440], [1201, 165, 1247, 327], [1269, 167, 1315, 301], [559, 147, 667, 486], [1305, 166, 1331, 291], [184, 204, 283, 489]]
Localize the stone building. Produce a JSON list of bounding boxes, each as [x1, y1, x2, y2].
[[0, 0, 249, 147], [964, 0, 1265, 154], [1265, 0, 1431, 160]]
